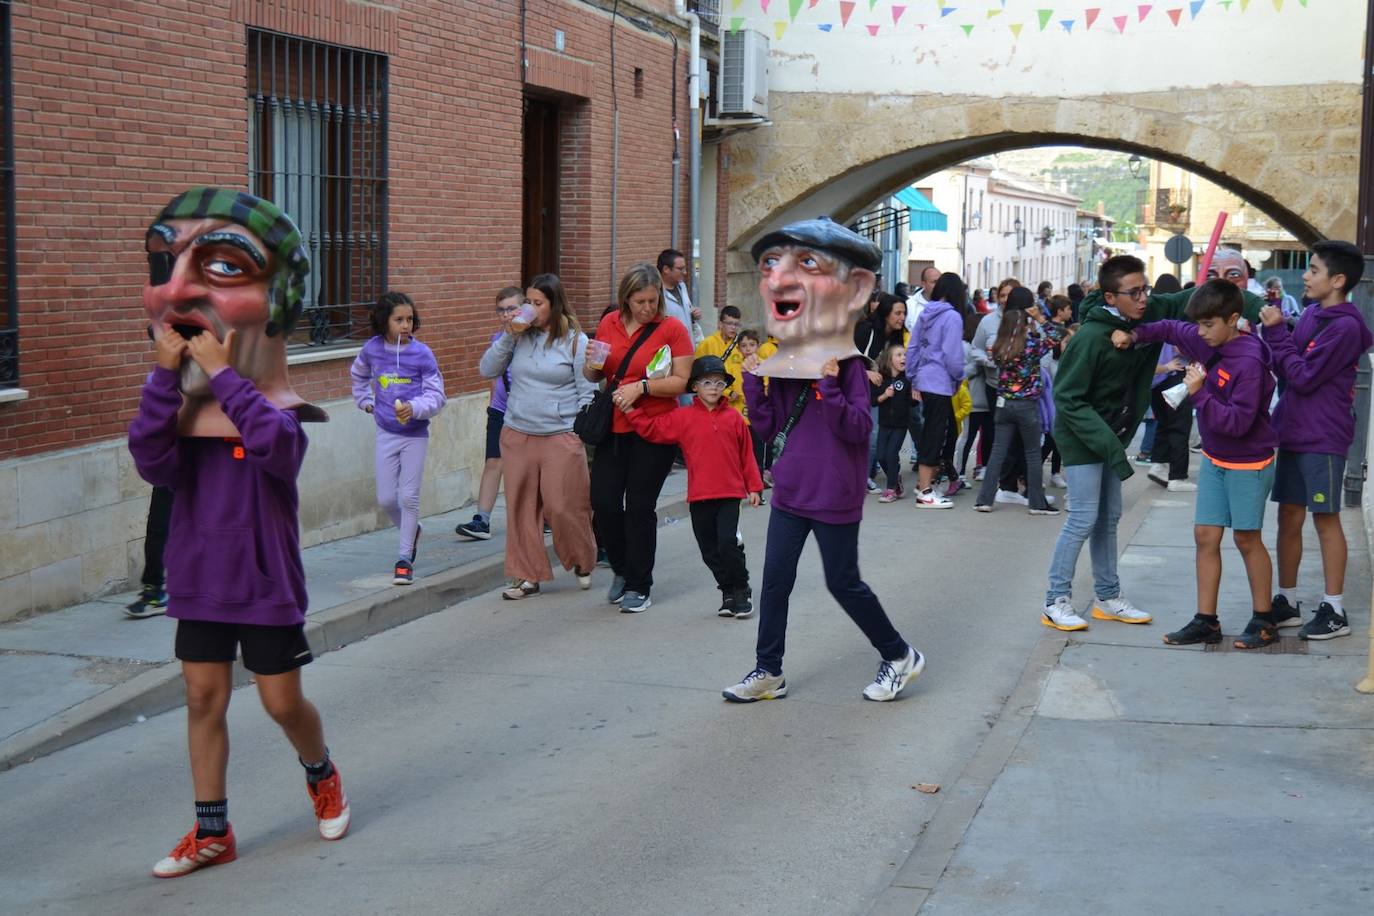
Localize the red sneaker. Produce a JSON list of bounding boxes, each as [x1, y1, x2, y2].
[[309, 767, 352, 840], [152, 824, 237, 878]]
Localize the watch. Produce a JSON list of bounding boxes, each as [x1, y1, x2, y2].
[[641, 379, 650, 396]]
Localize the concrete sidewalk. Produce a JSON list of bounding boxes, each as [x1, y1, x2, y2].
[[875, 490, 1374, 916], [0, 472, 689, 770]]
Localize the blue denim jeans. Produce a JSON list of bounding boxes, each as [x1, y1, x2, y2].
[[1045, 462, 1122, 604]]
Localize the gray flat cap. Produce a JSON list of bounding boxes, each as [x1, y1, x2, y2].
[[750, 217, 883, 272]]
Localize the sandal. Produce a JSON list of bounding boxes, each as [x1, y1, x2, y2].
[[501, 580, 541, 600]]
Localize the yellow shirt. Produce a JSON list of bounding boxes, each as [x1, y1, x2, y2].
[[696, 331, 747, 416]]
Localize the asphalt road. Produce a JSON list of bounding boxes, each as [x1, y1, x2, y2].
[[0, 483, 1111, 916]]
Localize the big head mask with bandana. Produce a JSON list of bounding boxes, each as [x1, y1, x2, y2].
[[144, 188, 327, 437]]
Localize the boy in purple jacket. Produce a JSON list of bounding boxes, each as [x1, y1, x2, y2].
[[130, 189, 349, 878], [722, 219, 923, 703], [1258, 240, 1372, 641], [1115, 280, 1280, 648]]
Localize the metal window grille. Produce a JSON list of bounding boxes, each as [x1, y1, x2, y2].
[[689, 1, 722, 32], [0, 0, 17, 387], [247, 29, 388, 349]]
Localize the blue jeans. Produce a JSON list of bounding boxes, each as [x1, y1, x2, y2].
[[1045, 462, 1122, 604]]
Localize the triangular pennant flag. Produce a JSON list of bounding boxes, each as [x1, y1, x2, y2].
[[1085, 7, 1101, 27], [869, 0, 879, 8], [1190, 0, 1205, 17], [1272, 0, 1283, 9], [1009, 22, 1024, 37], [961, 23, 975, 35], [809, 0, 820, 6], [760, 0, 770, 13], [1240, 0, 1250, 9], [817, 22, 833, 31], [1298, 0, 1308, 5], [1060, 18, 1075, 31], [1219, 0, 1231, 6], [788, 0, 804, 20], [1138, 4, 1152, 20], [1037, 9, 1053, 30], [866, 23, 880, 35], [1113, 13, 1128, 30], [774, 20, 788, 39], [987, 8, 1002, 17], [941, 7, 957, 17], [839, 0, 856, 26], [1168, 8, 1182, 23], [732, 0, 743, 9], [892, 4, 907, 25], [730, 16, 746, 31]]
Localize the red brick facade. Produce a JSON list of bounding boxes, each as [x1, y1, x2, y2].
[[0, 0, 727, 460]]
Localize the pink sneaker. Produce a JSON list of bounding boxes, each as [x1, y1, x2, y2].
[[945, 477, 964, 497], [878, 489, 898, 503]]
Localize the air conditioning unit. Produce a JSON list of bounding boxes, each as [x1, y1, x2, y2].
[[720, 29, 769, 118]]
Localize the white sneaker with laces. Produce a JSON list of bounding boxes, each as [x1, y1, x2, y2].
[[1049, 473, 1068, 489], [994, 489, 1029, 506], [1166, 479, 1198, 493], [722, 667, 787, 702], [915, 488, 953, 509], [862, 646, 924, 701], [1042, 596, 1089, 631], [1147, 463, 1169, 486], [1091, 596, 1153, 624]]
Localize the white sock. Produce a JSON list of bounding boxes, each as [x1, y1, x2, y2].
[[1323, 594, 1344, 616], [1278, 586, 1296, 604]]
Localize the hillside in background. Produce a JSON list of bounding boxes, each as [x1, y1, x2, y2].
[[992, 147, 1144, 237]]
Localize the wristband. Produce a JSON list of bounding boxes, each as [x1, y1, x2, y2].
[[641, 379, 649, 396]]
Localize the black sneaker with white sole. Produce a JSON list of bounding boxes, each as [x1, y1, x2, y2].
[[1162, 614, 1221, 646], [717, 590, 736, 618], [1269, 595, 1301, 629], [1299, 602, 1351, 641], [731, 589, 754, 619]]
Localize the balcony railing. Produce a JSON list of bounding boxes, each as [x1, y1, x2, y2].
[[849, 206, 908, 241], [688, 1, 721, 32], [1139, 187, 1191, 230]]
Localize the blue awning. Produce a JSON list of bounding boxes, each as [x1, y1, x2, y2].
[[894, 187, 947, 232]]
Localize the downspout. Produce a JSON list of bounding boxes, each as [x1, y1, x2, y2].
[[610, 1, 622, 300], [670, 35, 681, 252], [675, 1, 702, 306]]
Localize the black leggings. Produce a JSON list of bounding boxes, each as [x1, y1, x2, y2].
[[590, 432, 676, 594], [960, 411, 993, 475]]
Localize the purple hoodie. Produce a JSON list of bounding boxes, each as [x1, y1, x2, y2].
[[743, 356, 871, 524], [905, 299, 965, 396], [350, 336, 447, 436], [128, 366, 309, 627], [1132, 319, 1276, 465], [1262, 301, 1374, 455]]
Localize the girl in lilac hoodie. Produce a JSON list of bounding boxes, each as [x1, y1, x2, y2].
[[906, 273, 969, 508]]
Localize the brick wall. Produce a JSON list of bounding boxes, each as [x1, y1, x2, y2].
[[0, 0, 704, 460]]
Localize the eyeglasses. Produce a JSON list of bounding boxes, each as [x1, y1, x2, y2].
[[1109, 285, 1152, 300], [496, 306, 519, 315], [719, 320, 741, 329], [695, 379, 728, 390]]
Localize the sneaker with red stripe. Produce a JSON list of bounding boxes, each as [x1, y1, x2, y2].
[[309, 768, 351, 840], [152, 824, 237, 878]]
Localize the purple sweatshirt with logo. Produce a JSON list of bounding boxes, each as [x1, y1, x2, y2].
[[128, 366, 309, 626], [905, 299, 965, 396], [1261, 301, 1374, 455], [350, 336, 447, 437], [744, 356, 872, 525], [1132, 319, 1276, 465]]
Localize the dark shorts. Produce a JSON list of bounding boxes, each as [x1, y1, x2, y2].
[[175, 619, 314, 675], [917, 392, 952, 467], [1271, 449, 1345, 514], [485, 407, 505, 460]]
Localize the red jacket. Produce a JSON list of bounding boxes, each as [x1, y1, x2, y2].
[[628, 399, 764, 502]]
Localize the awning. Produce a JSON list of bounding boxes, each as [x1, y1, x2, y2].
[[894, 187, 948, 232]]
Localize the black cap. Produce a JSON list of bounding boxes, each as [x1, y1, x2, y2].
[[749, 217, 883, 273], [689, 355, 734, 390]]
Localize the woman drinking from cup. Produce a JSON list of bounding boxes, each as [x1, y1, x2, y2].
[[479, 274, 598, 600], [586, 263, 695, 613]]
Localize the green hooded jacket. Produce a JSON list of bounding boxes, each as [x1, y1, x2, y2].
[[1054, 287, 1264, 479]]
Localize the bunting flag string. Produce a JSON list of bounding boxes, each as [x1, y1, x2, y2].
[[1038, 8, 1054, 29], [1085, 7, 1101, 27], [1138, 4, 1152, 21], [1009, 22, 1024, 38], [1166, 7, 1182, 24], [1113, 13, 1128, 30]]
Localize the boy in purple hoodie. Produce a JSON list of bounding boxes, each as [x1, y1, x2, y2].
[[1258, 240, 1372, 641], [1115, 280, 1280, 648]]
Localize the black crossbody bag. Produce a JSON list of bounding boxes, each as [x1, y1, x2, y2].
[[771, 381, 815, 460], [574, 323, 659, 446]]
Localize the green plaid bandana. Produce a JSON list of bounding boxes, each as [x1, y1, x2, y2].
[[151, 188, 311, 336]]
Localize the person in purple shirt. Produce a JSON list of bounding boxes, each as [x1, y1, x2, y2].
[[1257, 240, 1373, 642], [722, 218, 924, 704], [906, 272, 970, 508], [457, 286, 522, 541], [130, 189, 349, 879]]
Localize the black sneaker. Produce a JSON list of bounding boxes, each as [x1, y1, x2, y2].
[[455, 516, 491, 540], [125, 584, 168, 619], [1299, 602, 1351, 641], [731, 589, 754, 620], [393, 559, 414, 586], [717, 591, 736, 618], [1162, 614, 1222, 646], [1234, 614, 1278, 650], [1270, 595, 1301, 629]]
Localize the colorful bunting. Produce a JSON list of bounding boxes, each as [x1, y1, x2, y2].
[[1113, 13, 1128, 30], [866, 23, 880, 34], [987, 7, 1002, 17], [1009, 22, 1023, 37], [759, 0, 770, 13], [788, 0, 803, 20], [892, 4, 906, 25], [1190, 0, 1205, 17], [1219, 0, 1233, 8], [869, 0, 879, 9], [961, 23, 975, 35], [730, 16, 745, 31], [809, 0, 820, 7], [1167, 7, 1181, 23], [940, 7, 957, 16], [1037, 8, 1053, 29], [1060, 18, 1075, 31], [1138, 4, 1152, 20], [774, 20, 788, 38], [1271, 0, 1282, 9], [839, 0, 855, 26], [817, 22, 833, 30], [1240, 0, 1250, 9], [1085, 7, 1101, 27]]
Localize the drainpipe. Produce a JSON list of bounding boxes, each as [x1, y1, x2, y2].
[[1350, 0, 1374, 693], [675, 1, 702, 306], [670, 37, 681, 252]]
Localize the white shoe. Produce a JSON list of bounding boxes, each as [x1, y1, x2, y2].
[[915, 488, 953, 509], [1091, 596, 1153, 624], [722, 667, 788, 702], [973, 466, 986, 481], [1049, 473, 1068, 489], [575, 567, 592, 590], [1147, 464, 1169, 487], [1042, 596, 1089, 631], [736, 530, 744, 547], [1166, 479, 1198, 493], [863, 646, 924, 701], [994, 489, 1029, 506]]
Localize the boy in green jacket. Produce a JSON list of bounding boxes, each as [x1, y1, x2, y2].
[[1042, 256, 1264, 632]]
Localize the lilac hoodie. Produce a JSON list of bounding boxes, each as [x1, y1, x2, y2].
[[1132, 319, 1276, 465], [128, 366, 309, 626], [1262, 301, 1374, 455], [350, 336, 447, 436], [905, 299, 965, 396], [743, 356, 871, 524]]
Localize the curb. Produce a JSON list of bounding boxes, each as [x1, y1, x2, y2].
[[0, 497, 689, 771]]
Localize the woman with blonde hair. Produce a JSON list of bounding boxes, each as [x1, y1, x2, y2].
[[585, 263, 695, 613]]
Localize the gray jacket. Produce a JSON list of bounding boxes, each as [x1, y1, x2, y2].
[[970, 308, 1002, 390], [479, 328, 595, 436]]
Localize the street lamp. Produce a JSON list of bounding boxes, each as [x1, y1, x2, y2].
[[1127, 154, 1144, 180]]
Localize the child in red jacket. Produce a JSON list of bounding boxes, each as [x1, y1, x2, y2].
[[628, 355, 764, 617]]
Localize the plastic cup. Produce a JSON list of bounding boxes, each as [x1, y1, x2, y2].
[[509, 302, 536, 333], [586, 339, 611, 370], [1162, 381, 1190, 410]]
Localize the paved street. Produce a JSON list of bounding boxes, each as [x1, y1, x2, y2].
[[2, 475, 1371, 916]]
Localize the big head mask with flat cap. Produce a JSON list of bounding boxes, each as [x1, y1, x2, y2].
[[749, 217, 881, 379], [144, 188, 327, 437]]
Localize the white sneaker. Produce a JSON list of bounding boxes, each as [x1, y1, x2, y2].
[[863, 646, 924, 701], [994, 489, 1029, 506], [575, 566, 592, 590], [915, 488, 953, 509], [866, 478, 881, 494], [1166, 479, 1198, 493], [1042, 596, 1089, 631], [973, 466, 986, 481], [1147, 464, 1169, 487], [1091, 596, 1153, 624], [722, 667, 788, 702], [1049, 473, 1068, 489]]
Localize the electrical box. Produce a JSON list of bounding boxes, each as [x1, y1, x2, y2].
[[720, 29, 769, 118]]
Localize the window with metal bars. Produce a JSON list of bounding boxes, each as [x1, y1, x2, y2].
[[0, 0, 17, 387], [247, 28, 388, 349]]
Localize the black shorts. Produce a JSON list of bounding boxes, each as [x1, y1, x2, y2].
[[485, 407, 505, 460], [175, 619, 314, 675], [917, 392, 953, 467]]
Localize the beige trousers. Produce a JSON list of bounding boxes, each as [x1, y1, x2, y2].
[[499, 428, 596, 583]]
